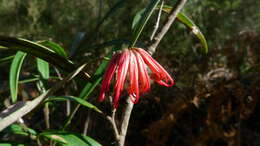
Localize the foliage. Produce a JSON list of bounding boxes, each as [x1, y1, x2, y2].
[[0, 0, 259, 145]]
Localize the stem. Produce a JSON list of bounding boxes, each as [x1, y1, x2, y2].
[[83, 110, 91, 135], [63, 104, 80, 130], [147, 0, 188, 54], [66, 100, 71, 116], [150, 0, 164, 41], [118, 97, 134, 146], [43, 103, 50, 129], [106, 108, 120, 141]]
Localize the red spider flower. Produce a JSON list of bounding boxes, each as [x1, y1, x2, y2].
[[99, 48, 174, 108]]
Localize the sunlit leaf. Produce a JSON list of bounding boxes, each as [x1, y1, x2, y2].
[[4, 124, 28, 136], [132, 9, 145, 30], [9, 51, 27, 103], [37, 58, 50, 79], [40, 131, 102, 146], [79, 58, 109, 100], [45, 96, 102, 113], [39, 40, 68, 58], [159, 5, 208, 53], [0, 143, 25, 146], [3, 124, 37, 136], [0, 64, 87, 131], [79, 46, 121, 100], [0, 36, 78, 74], [0, 55, 14, 64]]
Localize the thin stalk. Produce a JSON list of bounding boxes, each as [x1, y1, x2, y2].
[[43, 103, 50, 129], [118, 97, 134, 146], [148, 0, 188, 54]]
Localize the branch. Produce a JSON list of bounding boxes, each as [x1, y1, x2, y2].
[[118, 97, 134, 146], [150, 0, 164, 41], [106, 108, 120, 141], [147, 0, 188, 54]]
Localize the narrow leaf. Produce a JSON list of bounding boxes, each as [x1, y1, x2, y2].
[[79, 59, 109, 100], [0, 143, 25, 146], [4, 124, 28, 136], [9, 51, 27, 103], [159, 5, 208, 53], [45, 96, 102, 113], [4, 124, 37, 136], [40, 131, 102, 146], [0, 36, 84, 76], [37, 58, 50, 79], [78, 45, 121, 100], [131, 9, 145, 30], [0, 55, 15, 64], [0, 64, 87, 131], [39, 40, 68, 58], [131, 0, 160, 46]]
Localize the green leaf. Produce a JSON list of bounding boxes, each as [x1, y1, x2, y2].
[[0, 55, 15, 64], [5, 124, 28, 136], [0, 64, 87, 131], [9, 51, 27, 103], [79, 58, 109, 100], [38, 40, 68, 58], [4, 124, 37, 136], [131, 9, 145, 30], [79, 45, 122, 100], [0, 143, 25, 146], [0, 36, 79, 75], [37, 58, 50, 79], [40, 131, 102, 146], [159, 5, 208, 53], [19, 77, 40, 84], [45, 96, 102, 113], [131, 0, 160, 47]]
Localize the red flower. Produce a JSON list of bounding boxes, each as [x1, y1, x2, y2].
[[99, 48, 174, 108]]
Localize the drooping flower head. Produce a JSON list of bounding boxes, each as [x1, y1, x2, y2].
[[99, 48, 174, 108]]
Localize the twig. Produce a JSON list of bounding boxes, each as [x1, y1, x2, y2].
[[150, 0, 164, 40], [43, 103, 50, 129], [107, 108, 120, 141], [83, 110, 91, 135], [118, 97, 134, 146], [147, 0, 188, 54], [66, 100, 71, 116]]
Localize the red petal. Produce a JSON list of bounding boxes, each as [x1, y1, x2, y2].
[[128, 51, 140, 103], [135, 48, 174, 87], [113, 50, 130, 108], [134, 49, 151, 93], [98, 53, 120, 101]]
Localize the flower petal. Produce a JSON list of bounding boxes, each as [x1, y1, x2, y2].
[[135, 48, 174, 87], [99, 53, 120, 101], [128, 51, 140, 103], [113, 50, 130, 108], [134, 50, 151, 93]]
